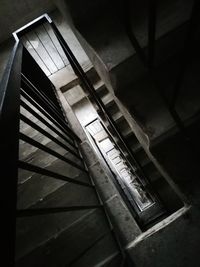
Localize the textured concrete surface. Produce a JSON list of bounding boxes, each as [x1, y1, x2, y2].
[[1, 1, 198, 265], [127, 206, 200, 267], [0, 38, 15, 81], [0, 0, 55, 43], [61, 89, 143, 247], [16, 209, 111, 267], [125, 118, 200, 266], [106, 195, 141, 245], [71, 234, 121, 267], [16, 78, 121, 266]]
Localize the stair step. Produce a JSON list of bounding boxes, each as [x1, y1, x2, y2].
[[87, 80, 108, 102], [16, 179, 97, 259], [104, 253, 124, 267], [134, 148, 150, 167], [94, 79, 107, 94], [60, 67, 98, 92], [18, 148, 83, 184], [19, 136, 81, 173], [112, 111, 124, 123], [19, 118, 77, 161], [16, 209, 110, 267], [101, 93, 115, 107], [17, 156, 89, 209], [148, 169, 162, 183], [107, 103, 120, 117], [130, 142, 141, 154], [70, 233, 120, 267]]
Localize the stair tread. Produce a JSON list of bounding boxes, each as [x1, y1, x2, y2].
[[16, 179, 97, 259], [17, 154, 87, 209], [101, 93, 115, 106], [16, 209, 110, 267], [94, 79, 104, 91], [70, 233, 120, 267], [112, 111, 124, 123]]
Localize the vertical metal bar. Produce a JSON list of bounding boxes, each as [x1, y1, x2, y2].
[[19, 132, 86, 172], [148, 0, 157, 69], [0, 41, 23, 266], [21, 75, 81, 143], [20, 99, 79, 153], [20, 88, 80, 145], [18, 161, 92, 187], [20, 113, 82, 160], [21, 73, 67, 124]]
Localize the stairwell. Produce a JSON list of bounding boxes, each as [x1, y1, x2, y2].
[[62, 67, 183, 226], [55, 1, 200, 266], [15, 61, 124, 267], [1, 1, 200, 266], [14, 27, 182, 266]]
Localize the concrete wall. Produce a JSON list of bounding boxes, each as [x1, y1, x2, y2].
[[0, 0, 55, 43], [54, 2, 200, 267], [0, 38, 15, 81], [58, 88, 143, 248]]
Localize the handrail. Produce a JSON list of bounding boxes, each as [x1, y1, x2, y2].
[[0, 40, 23, 267], [0, 28, 94, 265], [50, 21, 149, 181]]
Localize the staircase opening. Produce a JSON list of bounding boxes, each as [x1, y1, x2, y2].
[[7, 13, 185, 265], [86, 119, 154, 212], [13, 13, 184, 229], [13, 13, 92, 89]]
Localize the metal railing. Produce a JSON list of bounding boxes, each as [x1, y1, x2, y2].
[[1, 14, 128, 266], [48, 14, 166, 227], [49, 17, 151, 183]]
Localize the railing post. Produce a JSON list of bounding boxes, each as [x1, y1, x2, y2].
[[0, 41, 23, 266]]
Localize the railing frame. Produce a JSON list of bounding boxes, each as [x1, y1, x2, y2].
[[1, 13, 128, 266], [0, 41, 23, 266]]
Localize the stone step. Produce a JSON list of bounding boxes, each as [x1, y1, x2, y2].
[[107, 102, 120, 117], [17, 156, 89, 209], [20, 96, 74, 147], [134, 148, 150, 168], [115, 118, 131, 136], [20, 118, 73, 148], [101, 93, 115, 108], [70, 233, 121, 267], [16, 179, 98, 259], [19, 128, 81, 170], [60, 67, 99, 93], [103, 253, 124, 267], [15, 209, 111, 267], [94, 79, 107, 94], [72, 0, 192, 93], [112, 110, 124, 124]]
